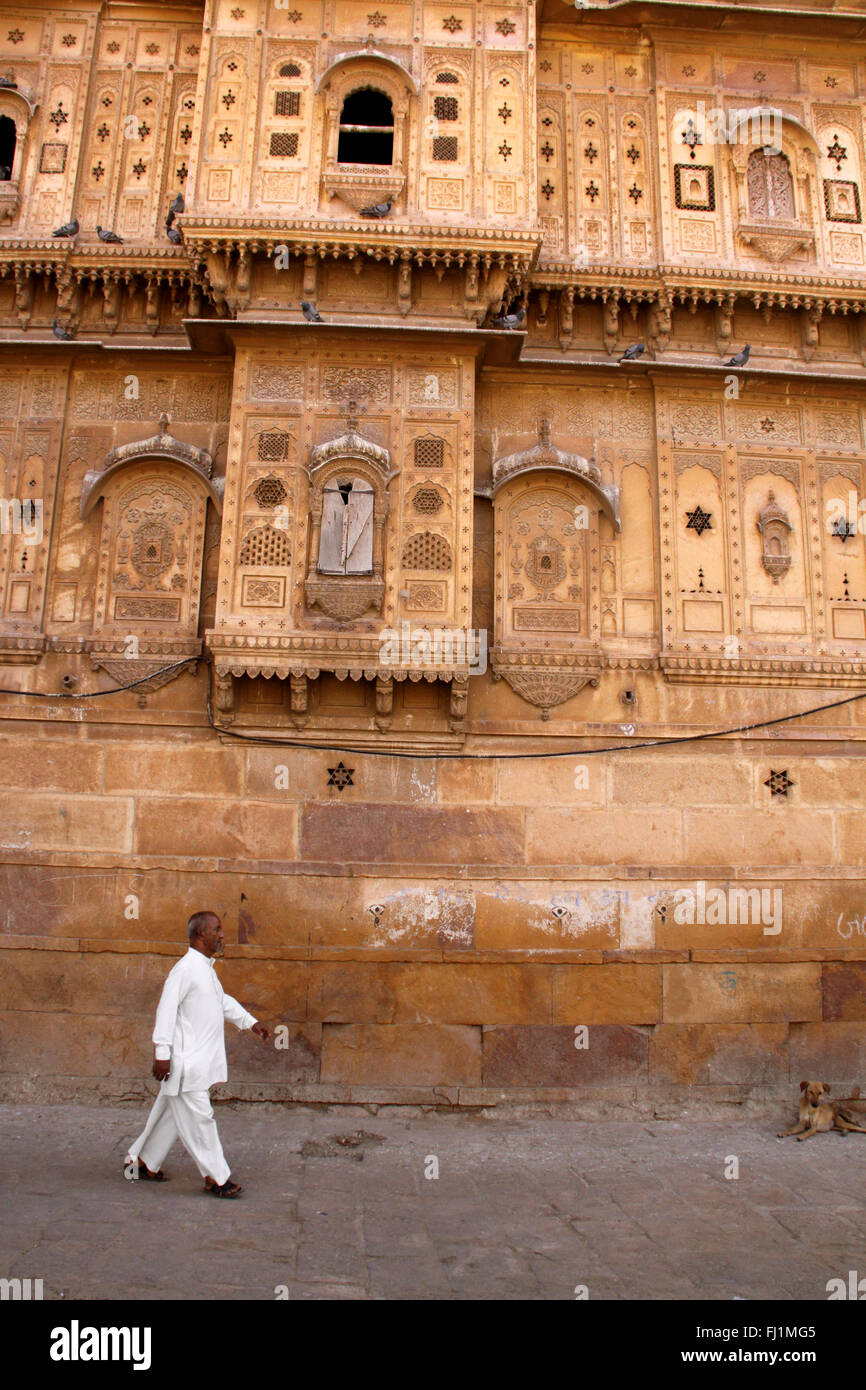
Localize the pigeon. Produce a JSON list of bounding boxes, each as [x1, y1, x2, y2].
[[52, 319, 74, 340], [52, 217, 79, 238], [359, 198, 392, 218], [165, 192, 185, 227], [301, 301, 323, 323], [491, 306, 526, 330], [726, 344, 751, 367], [166, 226, 182, 245], [0, 77, 17, 89], [96, 225, 123, 243], [618, 343, 645, 363]]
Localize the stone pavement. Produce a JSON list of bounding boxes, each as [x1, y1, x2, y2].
[[1, 1101, 864, 1301]]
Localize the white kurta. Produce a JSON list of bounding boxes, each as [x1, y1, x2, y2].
[[152, 947, 257, 1095]]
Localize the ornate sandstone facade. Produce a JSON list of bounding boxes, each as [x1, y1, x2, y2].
[[1, 0, 865, 1109]]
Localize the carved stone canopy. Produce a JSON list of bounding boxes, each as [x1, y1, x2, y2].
[[491, 421, 621, 530], [308, 421, 391, 479], [725, 108, 820, 158], [80, 415, 222, 518], [757, 489, 793, 582], [316, 50, 418, 96]]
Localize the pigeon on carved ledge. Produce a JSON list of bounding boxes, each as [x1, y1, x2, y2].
[[52, 217, 78, 238], [165, 193, 185, 227], [618, 343, 645, 362], [96, 225, 123, 243], [491, 306, 526, 330], [166, 226, 182, 244], [359, 198, 392, 218], [301, 301, 323, 322], [0, 76, 17, 89], [52, 319, 75, 340], [726, 344, 751, 367]]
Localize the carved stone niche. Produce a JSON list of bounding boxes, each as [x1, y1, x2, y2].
[[80, 417, 223, 694], [317, 52, 416, 214], [0, 86, 37, 226], [303, 414, 396, 625], [728, 116, 819, 265], [488, 422, 621, 718], [757, 489, 792, 583]]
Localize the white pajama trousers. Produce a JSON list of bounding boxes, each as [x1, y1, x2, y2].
[[127, 1088, 231, 1187]]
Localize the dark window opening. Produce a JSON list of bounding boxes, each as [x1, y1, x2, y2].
[[337, 88, 393, 165], [434, 96, 458, 121], [433, 136, 458, 162], [275, 90, 300, 117], [0, 116, 16, 180], [280, 63, 301, 77]]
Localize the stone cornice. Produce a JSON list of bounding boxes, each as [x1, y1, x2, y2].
[[532, 263, 866, 310], [180, 219, 541, 265]]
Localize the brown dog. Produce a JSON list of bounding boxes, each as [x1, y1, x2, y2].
[[778, 1081, 866, 1141]]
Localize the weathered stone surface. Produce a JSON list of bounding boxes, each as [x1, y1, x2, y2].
[[551, 963, 661, 1024], [474, 884, 618, 951], [0, 793, 132, 853], [482, 1025, 649, 1087], [104, 743, 243, 798], [437, 759, 496, 804], [822, 962, 866, 1021], [321, 1023, 482, 1087], [526, 808, 681, 867], [0, 737, 103, 792], [649, 1024, 789, 1085], [683, 812, 834, 868], [611, 755, 751, 807], [135, 798, 298, 861], [788, 1022, 866, 1081], [224, 1021, 321, 1084], [245, 749, 438, 804], [496, 756, 605, 807], [301, 805, 523, 866], [662, 963, 822, 1024], [308, 962, 552, 1025]]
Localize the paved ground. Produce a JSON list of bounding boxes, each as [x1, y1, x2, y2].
[[1, 1101, 865, 1300]]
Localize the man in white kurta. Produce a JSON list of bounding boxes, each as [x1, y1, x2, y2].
[[126, 911, 269, 1197]]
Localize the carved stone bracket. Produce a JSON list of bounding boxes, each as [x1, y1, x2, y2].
[[736, 224, 815, 265], [305, 575, 385, 622], [491, 656, 600, 719]]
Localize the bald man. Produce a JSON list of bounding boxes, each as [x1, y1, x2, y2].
[[125, 911, 270, 1198]]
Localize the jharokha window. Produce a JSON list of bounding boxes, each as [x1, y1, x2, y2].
[[317, 477, 374, 574], [747, 148, 795, 219], [337, 88, 394, 164], [0, 115, 15, 179]]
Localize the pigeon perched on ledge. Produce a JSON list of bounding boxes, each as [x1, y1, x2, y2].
[[301, 301, 323, 323], [618, 343, 645, 363], [166, 226, 182, 245], [96, 225, 123, 243], [165, 192, 185, 227], [359, 198, 392, 218], [52, 319, 74, 340], [0, 77, 17, 89], [491, 306, 526, 330], [726, 344, 751, 367], [52, 217, 78, 238]]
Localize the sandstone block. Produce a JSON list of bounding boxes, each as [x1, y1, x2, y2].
[[321, 1023, 481, 1087], [244, 747, 437, 803], [104, 743, 243, 798], [527, 808, 680, 867], [662, 962, 821, 1024], [496, 756, 605, 807], [309, 961, 552, 1025], [611, 755, 751, 808], [551, 963, 661, 1024], [134, 797, 297, 861], [0, 793, 132, 853], [649, 1023, 789, 1085], [301, 804, 523, 866], [437, 759, 495, 804], [225, 1021, 320, 1083], [822, 962, 866, 1021], [683, 811, 834, 868], [788, 1021, 866, 1080], [474, 885, 619, 951], [0, 737, 103, 793], [482, 1024, 648, 1086]]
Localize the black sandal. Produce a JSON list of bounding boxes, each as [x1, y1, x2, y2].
[[209, 1177, 243, 1198], [126, 1157, 166, 1181]]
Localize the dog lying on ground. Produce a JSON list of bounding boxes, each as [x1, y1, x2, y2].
[[778, 1081, 866, 1140]]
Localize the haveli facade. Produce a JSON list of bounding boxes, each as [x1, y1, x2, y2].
[[1, 0, 865, 1110]]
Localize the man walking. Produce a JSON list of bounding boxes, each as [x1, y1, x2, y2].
[[125, 911, 270, 1198]]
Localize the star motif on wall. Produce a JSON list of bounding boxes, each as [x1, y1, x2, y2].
[[499, 77, 509, 86], [584, 141, 598, 162], [138, 122, 151, 139], [101, 95, 113, 107], [91, 161, 105, 181], [827, 134, 847, 168], [628, 183, 643, 202], [541, 179, 555, 199], [222, 90, 236, 107], [145, 42, 160, 54], [132, 159, 147, 179], [825, 75, 839, 88], [682, 64, 695, 77], [541, 116, 553, 127], [227, 61, 238, 72], [49, 105, 68, 130], [498, 141, 512, 159], [764, 769, 793, 797], [754, 70, 767, 82], [498, 104, 512, 121], [685, 506, 712, 535], [496, 17, 516, 34], [97, 123, 110, 141], [179, 124, 192, 143], [218, 128, 233, 146], [585, 179, 600, 201], [285, 8, 302, 19], [107, 41, 120, 53], [624, 64, 637, 77], [7, 29, 24, 43], [176, 162, 188, 181], [540, 60, 552, 72], [626, 144, 640, 163], [186, 44, 200, 56], [327, 761, 354, 791], [230, 6, 245, 17], [540, 141, 554, 161], [183, 98, 195, 109], [61, 33, 77, 47], [760, 417, 775, 433], [142, 95, 154, 106], [442, 14, 463, 32], [367, 10, 386, 25], [624, 118, 635, 129]]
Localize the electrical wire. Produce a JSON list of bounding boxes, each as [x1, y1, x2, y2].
[[2, 656, 864, 761]]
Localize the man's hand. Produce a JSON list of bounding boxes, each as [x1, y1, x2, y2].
[[153, 1056, 170, 1082], [251, 1021, 270, 1043]]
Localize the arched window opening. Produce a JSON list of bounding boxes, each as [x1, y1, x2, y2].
[[748, 148, 795, 219], [318, 477, 374, 574], [0, 115, 16, 179], [337, 88, 393, 165]]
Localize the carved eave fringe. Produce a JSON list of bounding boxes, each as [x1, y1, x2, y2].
[[661, 655, 866, 685], [214, 661, 471, 683], [531, 269, 866, 314]]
